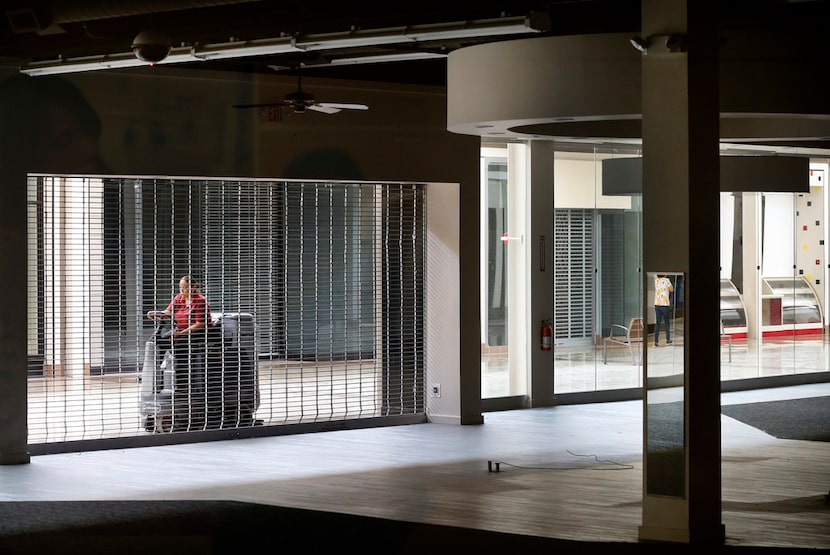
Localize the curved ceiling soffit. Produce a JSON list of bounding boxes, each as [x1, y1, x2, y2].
[[446, 32, 830, 148]]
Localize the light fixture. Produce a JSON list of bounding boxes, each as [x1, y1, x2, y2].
[[326, 51, 447, 66], [20, 46, 199, 76], [629, 36, 648, 53], [295, 28, 421, 50], [20, 14, 548, 76], [663, 34, 686, 53], [191, 36, 301, 60], [404, 13, 550, 40], [629, 34, 687, 55]]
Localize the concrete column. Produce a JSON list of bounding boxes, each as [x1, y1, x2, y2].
[[0, 169, 31, 464], [742, 194, 762, 341], [506, 144, 528, 397], [639, 0, 724, 543], [527, 141, 554, 406]]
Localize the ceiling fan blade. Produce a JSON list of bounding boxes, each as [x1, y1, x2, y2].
[[307, 104, 342, 114], [316, 102, 369, 111]]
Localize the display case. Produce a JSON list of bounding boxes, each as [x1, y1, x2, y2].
[[720, 279, 747, 336], [762, 277, 824, 334]]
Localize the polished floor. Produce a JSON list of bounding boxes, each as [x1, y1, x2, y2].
[[10, 330, 830, 549], [26, 332, 828, 442], [3, 382, 829, 550], [484, 334, 830, 397]]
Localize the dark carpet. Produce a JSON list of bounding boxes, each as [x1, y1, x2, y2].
[[645, 401, 685, 497], [721, 396, 830, 442], [0, 501, 818, 555]]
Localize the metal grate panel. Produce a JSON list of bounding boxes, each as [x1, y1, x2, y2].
[[599, 212, 625, 337], [27, 175, 426, 446], [554, 208, 594, 343]]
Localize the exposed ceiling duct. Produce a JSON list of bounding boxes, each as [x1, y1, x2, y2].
[[19, 13, 552, 75], [7, 1, 830, 88]]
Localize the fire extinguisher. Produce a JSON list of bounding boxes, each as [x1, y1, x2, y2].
[[541, 319, 552, 351]]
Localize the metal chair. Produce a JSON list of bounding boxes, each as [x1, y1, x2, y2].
[[720, 320, 732, 363], [603, 317, 644, 365]]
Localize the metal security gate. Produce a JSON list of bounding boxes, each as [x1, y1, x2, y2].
[[599, 211, 625, 337], [27, 175, 425, 449], [553, 208, 594, 345]]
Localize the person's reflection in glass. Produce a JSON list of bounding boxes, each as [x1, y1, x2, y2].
[[654, 274, 674, 347]]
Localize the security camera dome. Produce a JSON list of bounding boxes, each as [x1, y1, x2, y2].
[[131, 29, 171, 63]]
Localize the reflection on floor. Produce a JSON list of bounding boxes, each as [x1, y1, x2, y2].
[[5, 382, 829, 551], [25, 333, 829, 444], [27, 359, 387, 444], [483, 333, 830, 398]]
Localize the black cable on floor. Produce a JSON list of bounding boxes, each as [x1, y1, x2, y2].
[[487, 450, 635, 473]]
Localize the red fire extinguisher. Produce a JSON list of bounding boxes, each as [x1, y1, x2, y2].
[[541, 319, 552, 351]]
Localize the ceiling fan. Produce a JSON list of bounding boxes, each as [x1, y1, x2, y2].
[[233, 66, 369, 115]]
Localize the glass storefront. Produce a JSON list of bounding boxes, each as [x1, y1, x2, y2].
[[481, 142, 829, 402]]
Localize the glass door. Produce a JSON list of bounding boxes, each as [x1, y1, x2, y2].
[[481, 150, 511, 398], [553, 146, 643, 394]]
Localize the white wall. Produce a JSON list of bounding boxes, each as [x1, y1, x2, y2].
[[763, 194, 795, 277], [554, 157, 632, 210]]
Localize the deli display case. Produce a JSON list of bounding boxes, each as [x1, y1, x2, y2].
[[762, 277, 824, 334], [720, 279, 747, 336]]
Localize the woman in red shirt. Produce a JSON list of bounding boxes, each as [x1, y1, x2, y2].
[[148, 274, 212, 430], [164, 275, 210, 338]]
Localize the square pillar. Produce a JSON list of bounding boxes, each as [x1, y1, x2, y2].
[[639, 0, 724, 543], [0, 172, 30, 464]]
